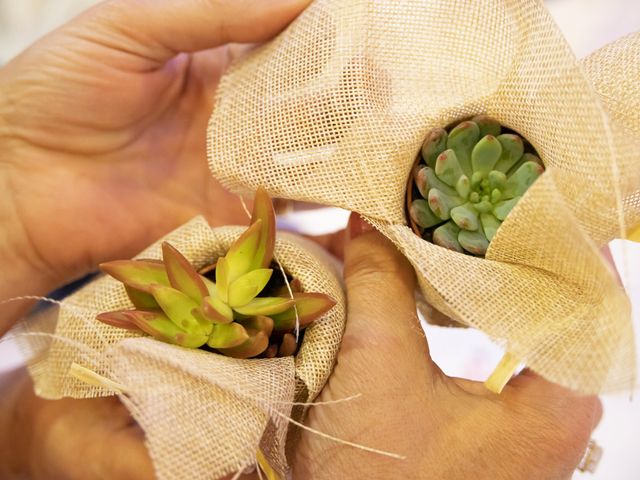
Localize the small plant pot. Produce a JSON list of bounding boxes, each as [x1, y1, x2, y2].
[[97, 188, 337, 361], [405, 115, 545, 392]]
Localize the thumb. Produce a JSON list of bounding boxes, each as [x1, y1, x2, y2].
[[80, 0, 311, 64], [343, 215, 438, 372]]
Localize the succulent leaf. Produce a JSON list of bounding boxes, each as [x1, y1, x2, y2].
[[472, 115, 501, 137], [493, 196, 522, 220], [427, 189, 464, 220], [96, 311, 143, 331], [207, 322, 249, 349], [119, 310, 175, 338], [421, 128, 448, 168], [471, 171, 485, 189], [201, 296, 234, 324], [215, 257, 230, 303], [480, 213, 501, 242], [279, 333, 297, 357], [488, 170, 507, 191], [494, 134, 524, 173], [455, 175, 471, 199], [414, 165, 429, 198], [264, 345, 278, 358], [124, 286, 159, 309], [503, 161, 544, 199], [446, 121, 479, 177], [150, 285, 211, 335], [524, 153, 544, 168], [98, 310, 208, 348], [173, 332, 211, 349], [474, 199, 494, 213], [224, 220, 263, 283], [234, 296, 295, 317], [250, 187, 276, 270], [418, 167, 458, 197], [201, 276, 217, 297], [458, 230, 489, 256], [100, 260, 170, 293], [508, 152, 543, 175], [239, 316, 274, 338], [471, 135, 502, 173], [216, 331, 269, 359], [227, 269, 273, 308], [162, 242, 209, 302], [271, 293, 336, 331], [450, 203, 479, 231], [432, 221, 463, 252], [435, 149, 464, 187], [274, 278, 303, 297], [410, 199, 442, 229]]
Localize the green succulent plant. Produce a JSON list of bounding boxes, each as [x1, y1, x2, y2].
[[97, 188, 336, 359], [409, 116, 545, 255]]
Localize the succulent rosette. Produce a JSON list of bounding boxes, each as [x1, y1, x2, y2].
[[409, 116, 544, 255], [96, 188, 335, 359]]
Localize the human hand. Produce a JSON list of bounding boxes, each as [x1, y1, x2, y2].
[[293, 216, 601, 479], [0, 0, 311, 331], [0, 367, 154, 480]]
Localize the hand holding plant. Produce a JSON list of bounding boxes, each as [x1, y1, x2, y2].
[[294, 219, 602, 480], [0, 0, 311, 334]]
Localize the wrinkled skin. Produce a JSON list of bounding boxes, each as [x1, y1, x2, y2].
[[293, 219, 602, 480], [0, 0, 310, 478], [0, 0, 312, 334], [0, 368, 154, 480]]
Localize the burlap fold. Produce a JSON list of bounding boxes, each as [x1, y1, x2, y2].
[[207, 0, 639, 393], [18, 217, 346, 479]]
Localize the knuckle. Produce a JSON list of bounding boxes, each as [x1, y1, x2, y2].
[[344, 234, 413, 287], [542, 396, 599, 457]]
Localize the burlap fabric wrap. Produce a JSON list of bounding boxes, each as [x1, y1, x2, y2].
[[208, 0, 640, 394], [18, 218, 346, 479]]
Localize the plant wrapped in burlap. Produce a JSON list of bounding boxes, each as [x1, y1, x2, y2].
[[17, 217, 346, 479], [207, 0, 640, 394]]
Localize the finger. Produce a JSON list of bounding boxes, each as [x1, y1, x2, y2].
[[510, 369, 603, 429], [508, 370, 604, 470], [84, 0, 311, 65], [303, 230, 345, 260], [109, 424, 156, 480], [342, 214, 440, 374]]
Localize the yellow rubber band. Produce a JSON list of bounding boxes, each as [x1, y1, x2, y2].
[[256, 449, 281, 480], [68, 363, 127, 394], [485, 352, 521, 394]]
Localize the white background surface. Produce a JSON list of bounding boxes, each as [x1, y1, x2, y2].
[[0, 1, 639, 478]]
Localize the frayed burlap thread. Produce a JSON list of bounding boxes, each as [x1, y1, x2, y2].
[[17, 217, 346, 479], [207, 0, 639, 393]]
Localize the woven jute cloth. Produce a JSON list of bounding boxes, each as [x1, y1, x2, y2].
[[208, 0, 640, 394], [18, 218, 346, 479]]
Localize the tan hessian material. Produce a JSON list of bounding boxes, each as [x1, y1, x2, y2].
[[207, 1, 640, 394], [17, 219, 346, 479]]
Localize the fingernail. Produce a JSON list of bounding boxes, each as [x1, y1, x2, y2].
[[347, 213, 374, 240]]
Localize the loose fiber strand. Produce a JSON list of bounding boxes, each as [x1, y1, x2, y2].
[[270, 409, 406, 461]]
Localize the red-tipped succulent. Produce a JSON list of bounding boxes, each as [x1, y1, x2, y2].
[[97, 188, 336, 359]]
